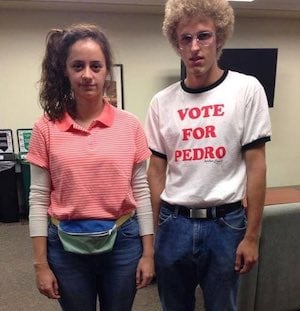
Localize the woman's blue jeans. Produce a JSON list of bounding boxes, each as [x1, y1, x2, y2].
[[47, 216, 142, 311], [155, 203, 247, 311]]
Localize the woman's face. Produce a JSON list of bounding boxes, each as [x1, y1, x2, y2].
[[65, 38, 108, 102]]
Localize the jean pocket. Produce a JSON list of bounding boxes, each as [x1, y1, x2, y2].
[[119, 217, 139, 238], [158, 206, 173, 226], [218, 208, 247, 231], [47, 223, 60, 242]]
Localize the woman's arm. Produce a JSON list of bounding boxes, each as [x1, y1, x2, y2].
[[132, 161, 154, 288], [29, 164, 60, 299]]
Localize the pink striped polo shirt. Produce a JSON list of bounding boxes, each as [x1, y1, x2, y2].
[[27, 102, 151, 220]]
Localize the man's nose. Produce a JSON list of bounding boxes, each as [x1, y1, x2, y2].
[[190, 37, 200, 51]]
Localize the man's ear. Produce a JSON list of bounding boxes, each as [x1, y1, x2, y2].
[[216, 37, 223, 49], [175, 46, 182, 56]]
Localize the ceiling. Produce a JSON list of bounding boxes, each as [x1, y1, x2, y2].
[[0, 0, 300, 18]]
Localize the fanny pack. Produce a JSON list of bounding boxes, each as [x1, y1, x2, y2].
[[54, 213, 131, 255]]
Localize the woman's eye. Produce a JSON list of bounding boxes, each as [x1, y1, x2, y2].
[[72, 63, 83, 71], [91, 63, 102, 71]]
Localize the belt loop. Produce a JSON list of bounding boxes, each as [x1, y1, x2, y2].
[[174, 206, 179, 217], [211, 207, 217, 218]]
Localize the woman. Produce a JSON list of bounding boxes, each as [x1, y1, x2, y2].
[[27, 23, 154, 311]]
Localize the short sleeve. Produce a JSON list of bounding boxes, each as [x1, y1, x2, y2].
[[26, 117, 50, 169], [242, 78, 272, 149], [134, 121, 151, 164], [144, 96, 166, 155]]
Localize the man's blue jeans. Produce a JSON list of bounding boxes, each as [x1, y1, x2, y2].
[[47, 216, 142, 311], [155, 203, 247, 311]]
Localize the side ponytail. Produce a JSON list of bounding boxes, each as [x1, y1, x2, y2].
[[39, 29, 71, 120]]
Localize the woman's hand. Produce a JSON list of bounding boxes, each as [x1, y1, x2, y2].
[[136, 255, 155, 289], [34, 263, 60, 299]]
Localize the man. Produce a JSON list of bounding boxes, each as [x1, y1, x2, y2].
[[144, 0, 272, 310]]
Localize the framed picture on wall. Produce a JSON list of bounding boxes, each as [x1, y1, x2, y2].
[[17, 128, 32, 154], [0, 129, 15, 160], [0, 128, 14, 154], [181, 48, 278, 107], [105, 64, 124, 109], [218, 48, 278, 107]]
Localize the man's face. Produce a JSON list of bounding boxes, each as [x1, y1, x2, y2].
[[176, 16, 219, 81]]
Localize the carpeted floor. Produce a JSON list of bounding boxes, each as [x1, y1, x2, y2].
[[0, 221, 204, 311]]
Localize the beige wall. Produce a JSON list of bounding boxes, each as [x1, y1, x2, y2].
[[1, 9, 299, 187]]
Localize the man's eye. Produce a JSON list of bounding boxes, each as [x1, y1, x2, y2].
[[181, 35, 193, 45], [197, 32, 212, 40]]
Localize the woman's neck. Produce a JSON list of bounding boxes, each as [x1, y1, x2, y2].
[[74, 96, 105, 129]]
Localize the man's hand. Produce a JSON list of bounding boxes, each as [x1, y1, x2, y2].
[[234, 236, 259, 274]]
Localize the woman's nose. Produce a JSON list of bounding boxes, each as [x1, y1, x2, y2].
[[81, 69, 92, 81]]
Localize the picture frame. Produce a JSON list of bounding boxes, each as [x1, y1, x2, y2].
[[105, 64, 124, 109], [0, 129, 14, 154], [17, 128, 32, 154], [181, 48, 278, 107]]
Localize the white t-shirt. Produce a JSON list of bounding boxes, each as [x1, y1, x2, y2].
[[145, 70, 272, 207]]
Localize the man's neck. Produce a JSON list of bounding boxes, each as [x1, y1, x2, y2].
[[185, 67, 224, 89]]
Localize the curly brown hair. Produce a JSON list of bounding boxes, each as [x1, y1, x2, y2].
[[162, 0, 234, 59], [39, 23, 114, 121]]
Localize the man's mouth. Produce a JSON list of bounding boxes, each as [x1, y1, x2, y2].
[[190, 55, 203, 62]]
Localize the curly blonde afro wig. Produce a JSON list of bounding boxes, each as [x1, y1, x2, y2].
[[163, 0, 234, 58]]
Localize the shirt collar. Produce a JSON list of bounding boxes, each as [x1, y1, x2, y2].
[[56, 101, 115, 132]]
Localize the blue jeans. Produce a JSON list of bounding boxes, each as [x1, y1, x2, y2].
[[47, 216, 142, 311], [155, 203, 247, 311]]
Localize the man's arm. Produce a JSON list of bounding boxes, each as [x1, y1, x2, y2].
[[235, 143, 266, 274], [147, 154, 167, 232]]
